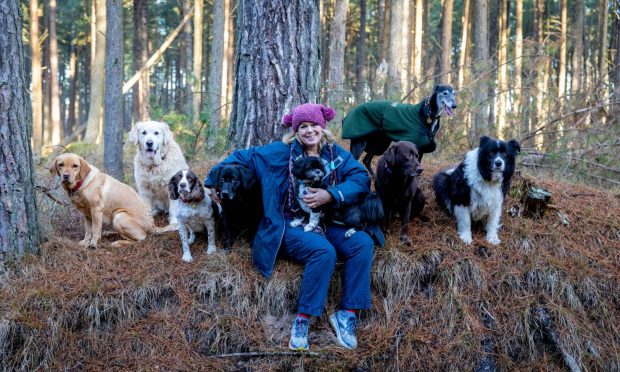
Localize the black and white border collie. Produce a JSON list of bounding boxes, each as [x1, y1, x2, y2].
[[290, 156, 327, 232], [168, 169, 218, 262], [432, 136, 520, 245]]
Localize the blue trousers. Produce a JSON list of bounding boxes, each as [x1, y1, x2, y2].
[[282, 223, 375, 316]]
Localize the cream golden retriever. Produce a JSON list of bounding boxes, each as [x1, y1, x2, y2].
[[50, 153, 171, 248], [129, 120, 188, 227]]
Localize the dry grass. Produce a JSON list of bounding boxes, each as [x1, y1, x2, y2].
[[1, 158, 619, 370]]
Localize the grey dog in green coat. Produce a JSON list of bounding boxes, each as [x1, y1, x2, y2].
[[342, 85, 457, 179]]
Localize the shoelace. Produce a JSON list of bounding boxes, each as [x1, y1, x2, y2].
[[343, 315, 356, 335], [293, 319, 308, 337]]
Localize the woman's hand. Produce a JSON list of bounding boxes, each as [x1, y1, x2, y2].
[[303, 187, 333, 209]]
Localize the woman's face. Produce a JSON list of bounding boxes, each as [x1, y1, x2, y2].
[[297, 122, 323, 149]]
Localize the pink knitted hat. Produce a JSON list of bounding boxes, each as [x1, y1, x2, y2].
[[281, 103, 336, 132]]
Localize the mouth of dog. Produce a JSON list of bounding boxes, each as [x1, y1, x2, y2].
[[145, 148, 157, 158], [442, 101, 454, 116]]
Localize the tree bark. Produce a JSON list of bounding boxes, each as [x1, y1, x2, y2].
[[534, 0, 544, 148], [85, 0, 106, 143], [571, 0, 584, 98], [327, 0, 349, 106], [514, 0, 523, 127], [496, 0, 509, 136], [104, 0, 123, 180], [183, 0, 192, 117], [438, 0, 453, 85], [558, 0, 567, 100], [354, 0, 367, 103], [0, 0, 41, 258], [193, 0, 204, 119], [207, 0, 225, 149], [388, 0, 404, 97], [229, 0, 321, 148], [224, 0, 235, 119], [472, 0, 489, 140], [457, 0, 471, 89], [597, 0, 608, 81], [29, 0, 42, 154], [381, 0, 390, 63], [48, 0, 62, 145], [412, 0, 423, 95], [65, 40, 78, 138], [132, 0, 149, 123]]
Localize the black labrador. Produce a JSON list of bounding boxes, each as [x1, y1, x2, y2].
[[208, 164, 262, 250]]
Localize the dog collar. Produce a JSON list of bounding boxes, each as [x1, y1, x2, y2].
[[422, 96, 441, 123], [180, 197, 198, 208], [68, 179, 84, 197]]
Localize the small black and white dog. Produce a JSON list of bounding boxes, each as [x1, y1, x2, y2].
[[330, 192, 384, 239], [432, 136, 520, 245], [168, 169, 218, 262], [290, 156, 327, 232]]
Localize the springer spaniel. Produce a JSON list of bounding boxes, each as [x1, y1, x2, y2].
[[168, 170, 218, 262]]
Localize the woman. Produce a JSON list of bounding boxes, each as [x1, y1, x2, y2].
[[204, 103, 382, 350]]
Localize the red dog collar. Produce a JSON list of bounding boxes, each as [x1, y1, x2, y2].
[[68, 179, 84, 196]]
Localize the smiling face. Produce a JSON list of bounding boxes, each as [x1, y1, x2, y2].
[[50, 153, 91, 189], [434, 85, 458, 116], [297, 122, 324, 152], [130, 121, 171, 161]]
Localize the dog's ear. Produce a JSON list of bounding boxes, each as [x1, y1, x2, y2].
[[508, 139, 521, 156], [291, 159, 305, 179], [128, 123, 141, 145], [384, 144, 397, 166], [168, 175, 180, 200], [240, 166, 256, 189], [479, 136, 492, 148], [209, 166, 223, 189], [161, 122, 173, 146], [78, 157, 91, 180], [189, 175, 205, 201], [49, 157, 59, 176]]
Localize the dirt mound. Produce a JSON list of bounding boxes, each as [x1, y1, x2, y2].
[[1, 161, 619, 370]]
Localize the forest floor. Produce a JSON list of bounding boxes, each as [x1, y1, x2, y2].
[[1, 154, 619, 370]]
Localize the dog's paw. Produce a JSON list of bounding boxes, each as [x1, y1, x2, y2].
[[486, 234, 501, 245], [188, 232, 196, 245], [78, 239, 89, 247], [400, 235, 412, 246], [182, 253, 193, 262], [303, 224, 315, 232], [459, 233, 473, 245], [290, 219, 303, 227], [88, 240, 98, 249], [344, 228, 356, 238], [207, 245, 217, 255]]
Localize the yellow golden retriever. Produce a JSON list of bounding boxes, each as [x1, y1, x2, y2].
[[50, 153, 170, 248]]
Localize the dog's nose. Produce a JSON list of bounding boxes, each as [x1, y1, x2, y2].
[[179, 182, 187, 188], [62, 174, 70, 180], [452, 103, 458, 108], [220, 190, 230, 199], [495, 160, 503, 167], [416, 168, 424, 175], [146, 140, 153, 147]]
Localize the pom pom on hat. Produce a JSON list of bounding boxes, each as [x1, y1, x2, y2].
[[281, 103, 337, 132]]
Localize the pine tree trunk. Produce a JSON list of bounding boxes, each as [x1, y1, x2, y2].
[[597, 0, 608, 82], [48, 0, 62, 145], [30, 0, 42, 154], [207, 0, 225, 149], [183, 0, 192, 117], [103, 0, 123, 180], [534, 0, 544, 148], [496, 0, 509, 136], [388, 0, 404, 97], [381, 0, 390, 63], [193, 0, 204, 119], [132, 0, 149, 123], [0, 0, 41, 259], [515, 0, 523, 131], [457, 0, 471, 89], [412, 0, 423, 95], [229, 0, 321, 148], [85, 0, 106, 143], [354, 0, 367, 103], [473, 0, 489, 139], [327, 0, 349, 106], [438, 0, 453, 85], [224, 0, 235, 119], [65, 41, 78, 137], [571, 0, 584, 98]]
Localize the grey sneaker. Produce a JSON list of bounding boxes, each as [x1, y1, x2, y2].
[[329, 310, 358, 349], [288, 318, 310, 350]]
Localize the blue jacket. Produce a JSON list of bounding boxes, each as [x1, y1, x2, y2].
[[204, 139, 378, 277]]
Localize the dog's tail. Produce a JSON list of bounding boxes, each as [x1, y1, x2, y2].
[[361, 192, 384, 225]]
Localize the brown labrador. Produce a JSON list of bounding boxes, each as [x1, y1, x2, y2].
[[50, 153, 170, 248], [375, 141, 426, 245]]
